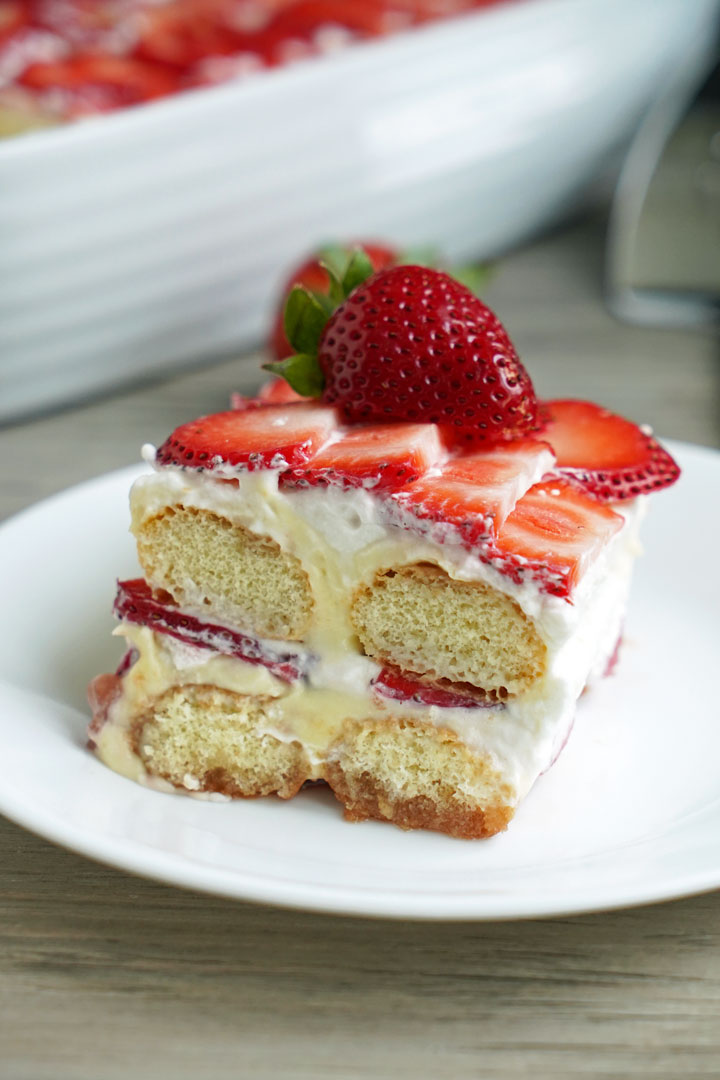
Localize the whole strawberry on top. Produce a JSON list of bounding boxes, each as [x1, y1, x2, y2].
[[266, 255, 537, 445]]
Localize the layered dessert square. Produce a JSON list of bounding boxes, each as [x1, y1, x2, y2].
[[88, 263, 679, 837]]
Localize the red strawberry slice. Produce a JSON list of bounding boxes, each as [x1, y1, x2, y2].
[[0, 1, 29, 43], [283, 421, 445, 492], [541, 399, 680, 501], [491, 479, 624, 598], [133, 0, 243, 68], [155, 402, 339, 472], [20, 53, 179, 113], [390, 439, 554, 542], [270, 242, 398, 361], [31, 0, 122, 48], [87, 671, 123, 742], [265, 1, 414, 42], [373, 666, 501, 709], [114, 579, 305, 682]]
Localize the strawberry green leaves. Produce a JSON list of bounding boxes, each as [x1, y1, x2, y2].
[[263, 247, 375, 397], [263, 350, 324, 397], [283, 285, 330, 354], [337, 248, 375, 296]]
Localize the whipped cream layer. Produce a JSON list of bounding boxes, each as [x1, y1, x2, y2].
[[94, 463, 644, 803]]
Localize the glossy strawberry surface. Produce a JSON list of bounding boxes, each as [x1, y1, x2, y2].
[[490, 479, 624, 597], [390, 439, 553, 541], [155, 402, 338, 471], [373, 665, 502, 709], [282, 420, 444, 491], [318, 266, 538, 442], [541, 399, 680, 501]]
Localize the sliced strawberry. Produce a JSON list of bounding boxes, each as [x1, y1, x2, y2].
[[390, 439, 554, 542], [0, 1, 29, 43], [114, 579, 304, 682], [373, 666, 501, 709], [542, 399, 680, 501], [133, 0, 243, 68], [20, 53, 179, 113], [491, 479, 624, 598], [155, 402, 339, 472], [87, 671, 122, 742], [115, 646, 139, 677], [283, 421, 445, 491], [32, 0, 134, 50], [265, 1, 414, 41]]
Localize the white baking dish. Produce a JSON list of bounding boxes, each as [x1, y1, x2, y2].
[[1, 0, 717, 422]]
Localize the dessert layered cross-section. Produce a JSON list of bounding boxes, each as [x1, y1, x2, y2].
[[88, 264, 680, 837]]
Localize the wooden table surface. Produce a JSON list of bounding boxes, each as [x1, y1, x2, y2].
[[1, 216, 719, 1079]]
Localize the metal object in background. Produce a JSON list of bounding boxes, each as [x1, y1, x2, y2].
[[606, 50, 720, 330]]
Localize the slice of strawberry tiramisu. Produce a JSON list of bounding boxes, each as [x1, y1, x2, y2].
[[88, 260, 679, 838]]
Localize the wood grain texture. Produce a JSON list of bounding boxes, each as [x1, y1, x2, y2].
[[1, 215, 719, 1079]]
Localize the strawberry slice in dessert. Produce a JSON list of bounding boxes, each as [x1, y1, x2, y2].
[[283, 421, 445, 491], [0, 1, 28, 43], [19, 54, 180, 115], [155, 402, 339, 471], [492, 479, 624, 598], [114, 578, 306, 682], [391, 438, 554, 541], [541, 399, 680, 501], [372, 665, 501, 709], [89, 262, 680, 840]]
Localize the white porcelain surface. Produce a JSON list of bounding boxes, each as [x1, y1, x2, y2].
[[0, 441, 717, 919], [1, 0, 719, 422]]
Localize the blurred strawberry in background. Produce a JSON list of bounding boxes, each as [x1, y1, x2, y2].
[[20, 53, 179, 115], [0, 1, 29, 42], [1, 0, 511, 121], [134, 0, 243, 68]]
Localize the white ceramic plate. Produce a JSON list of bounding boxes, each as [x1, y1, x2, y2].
[[0, 441, 718, 920]]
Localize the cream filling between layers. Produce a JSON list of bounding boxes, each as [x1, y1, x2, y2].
[[96, 467, 645, 802]]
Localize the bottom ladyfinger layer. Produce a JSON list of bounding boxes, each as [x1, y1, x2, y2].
[[89, 637, 517, 839]]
